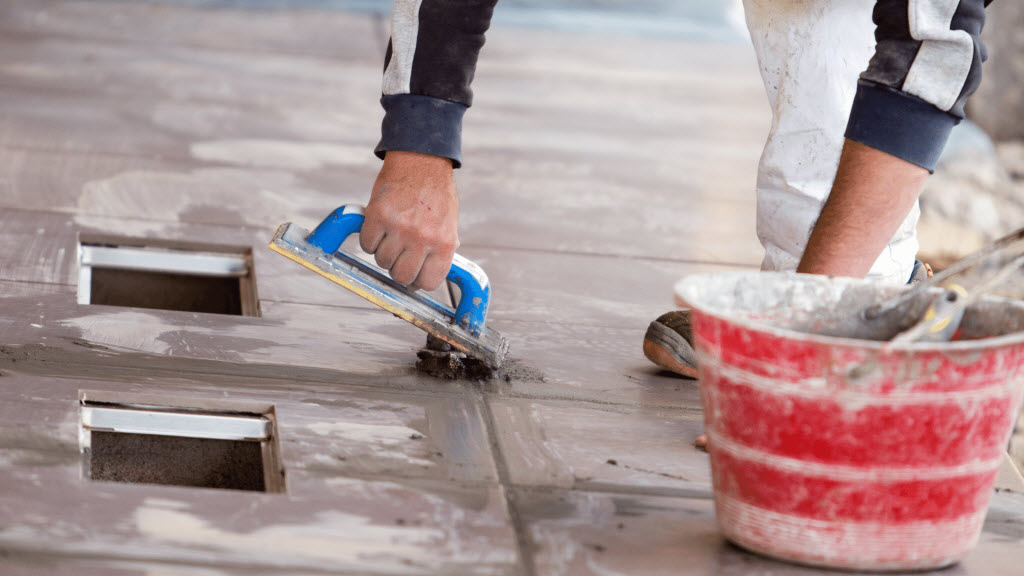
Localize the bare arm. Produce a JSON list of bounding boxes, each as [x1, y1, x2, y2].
[[362, 0, 497, 291], [799, 0, 991, 277], [797, 139, 928, 277]]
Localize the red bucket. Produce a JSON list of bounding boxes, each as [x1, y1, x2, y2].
[[677, 272, 1024, 571]]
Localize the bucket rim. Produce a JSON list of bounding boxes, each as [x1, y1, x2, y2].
[[676, 271, 1024, 352]]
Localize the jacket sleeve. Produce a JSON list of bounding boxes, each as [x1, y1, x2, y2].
[[375, 0, 498, 168], [846, 0, 992, 172]]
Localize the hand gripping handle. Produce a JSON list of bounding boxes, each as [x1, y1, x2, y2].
[[306, 204, 491, 335]]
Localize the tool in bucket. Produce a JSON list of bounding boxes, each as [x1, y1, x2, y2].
[[861, 227, 1024, 343], [268, 205, 510, 371]]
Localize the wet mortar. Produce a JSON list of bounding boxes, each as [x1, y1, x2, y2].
[[416, 349, 547, 382], [415, 336, 546, 382]]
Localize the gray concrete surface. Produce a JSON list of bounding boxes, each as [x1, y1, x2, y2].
[[0, 1, 1021, 575]]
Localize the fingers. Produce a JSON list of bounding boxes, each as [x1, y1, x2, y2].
[[360, 150, 460, 290], [359, 216, 386, 255], [374, 232, 455, 291], [372, 231, 402, 271], [409, 250, 455, 292], [388, 247, 427, 288]]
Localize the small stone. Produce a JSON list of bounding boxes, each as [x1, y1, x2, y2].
[[606, 459, 617, 466], [694, 434, 708, 452]]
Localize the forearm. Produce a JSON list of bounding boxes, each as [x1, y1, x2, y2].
[[799, 0, 991, 277], [797, 140, 928, 277]]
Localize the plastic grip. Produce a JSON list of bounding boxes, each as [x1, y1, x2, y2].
[[306, 204, 491, 334]]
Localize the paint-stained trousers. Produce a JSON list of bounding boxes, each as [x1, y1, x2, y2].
[[743, 0, 919, 284]]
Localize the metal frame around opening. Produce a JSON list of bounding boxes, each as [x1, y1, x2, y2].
[[77, 242, 259, 316], [80, 400, 286, 493]]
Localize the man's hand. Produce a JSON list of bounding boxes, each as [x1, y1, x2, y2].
[[361, 151, 460, 291], [797, 139, 928, 278]]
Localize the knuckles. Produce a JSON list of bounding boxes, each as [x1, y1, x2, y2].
[[435, 239, 458, 259], [392, 271, 416, 287], [414, 278, 443, 292], [362, 194, 458, 290]]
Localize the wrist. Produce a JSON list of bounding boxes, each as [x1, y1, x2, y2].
[[382, 150, 454, 172], [372, 151, 458, 207]]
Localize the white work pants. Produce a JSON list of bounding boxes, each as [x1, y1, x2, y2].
[[743, 0, 919, 284]]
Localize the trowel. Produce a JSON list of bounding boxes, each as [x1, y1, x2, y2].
[[866, 226, 1024, 343], [268, 205, 510, 371]]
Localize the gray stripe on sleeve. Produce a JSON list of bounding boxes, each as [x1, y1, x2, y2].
[[902, 0, 975, 112], [382, 0, 424, 96]]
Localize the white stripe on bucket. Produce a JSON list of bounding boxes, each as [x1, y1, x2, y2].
[[709, 431, 1003, 482], [716, 493, 984, 570], [695, 346, 1019, 406]]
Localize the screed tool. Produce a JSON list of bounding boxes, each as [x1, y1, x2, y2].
[[268, 205, 509, 370]]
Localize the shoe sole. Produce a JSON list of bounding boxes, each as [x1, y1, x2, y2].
[[643, 321, 698, 379]]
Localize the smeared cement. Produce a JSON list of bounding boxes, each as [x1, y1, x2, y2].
[[190, 139, 375, 171], [307, 421, 435, 466], [55, 303, 424, 375], [78, 168, 318, 227], [135, 501, 442, 565], [0, 427, 80, 468]]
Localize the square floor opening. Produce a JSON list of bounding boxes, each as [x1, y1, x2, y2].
[[77, 237, 260, 316], [80, 398, 284, 493]]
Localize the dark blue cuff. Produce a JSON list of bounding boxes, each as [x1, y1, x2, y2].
[[845, 81, 960, 173], [375, 94, 467, 168]]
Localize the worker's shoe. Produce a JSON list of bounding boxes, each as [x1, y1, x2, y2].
[[642, 310, 698, 379], [909, 259, 933, 284]]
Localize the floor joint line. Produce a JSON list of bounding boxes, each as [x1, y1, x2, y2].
[[480, 392, 538, 576]]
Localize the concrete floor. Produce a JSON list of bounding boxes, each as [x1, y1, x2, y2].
[[0, 1, 1022, 574]]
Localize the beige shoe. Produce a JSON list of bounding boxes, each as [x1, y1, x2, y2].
[[908, 259, 934, 284], [642, 310, 698, 379]]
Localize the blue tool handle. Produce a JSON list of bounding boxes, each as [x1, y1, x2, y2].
[[306, 204, 491, 335], [306, 204, 366, 254]]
